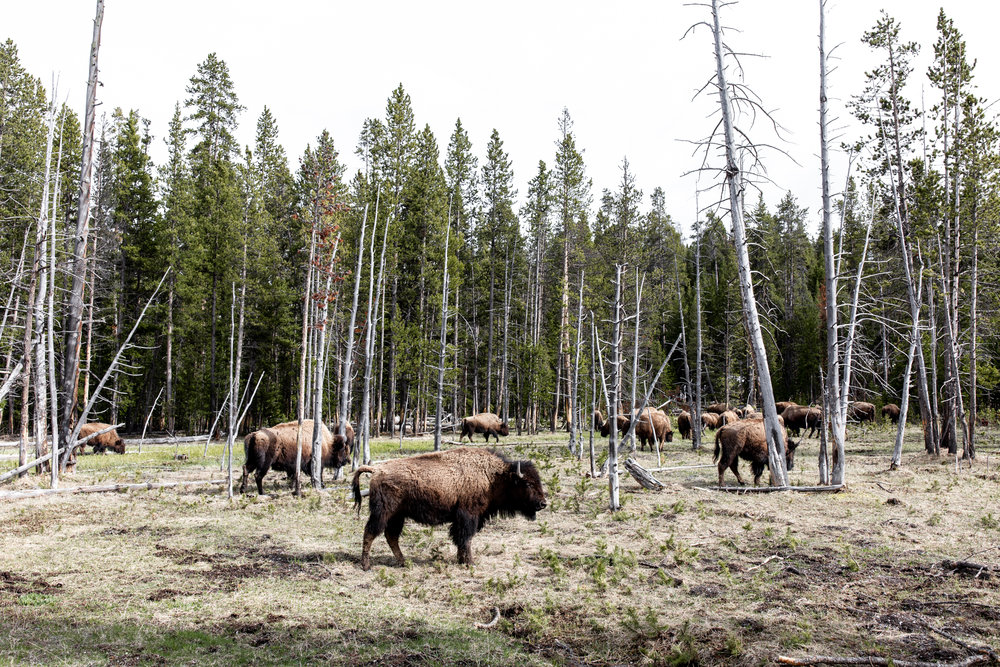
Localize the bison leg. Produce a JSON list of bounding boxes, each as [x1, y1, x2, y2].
[[729, 459, 747, 486], [449, 509, 478, 566], [254, 458, 273, 496], [361, 512, 388, 572], [239, 465, 250, 494], [384, 514, 406, 566]]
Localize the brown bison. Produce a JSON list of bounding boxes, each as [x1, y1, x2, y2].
[[239, 419, 350, 495], [630, 408, 673, 450], [735, 404, 756, 419], [781, 405, 822, 438], [677, 411, 692, 440], [701, 412, 721, 430], [719, 410, 740, 427], [78, 422, 125, 455], [714, 418, 798, 487], [705, 403, 731, 414], [775, 401, 797, 415], [459, 413, 509, 443], [599, 413, 629, 437], [593, 410, 605, 429], [352, 447, 546, 570], [848, 401, 876, 424], [881, 403, 900, 424]]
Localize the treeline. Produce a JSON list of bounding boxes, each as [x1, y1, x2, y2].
[[1, 7, 999, 459]]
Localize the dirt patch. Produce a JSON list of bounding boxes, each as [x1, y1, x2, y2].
[[0, 571, 63, 603]]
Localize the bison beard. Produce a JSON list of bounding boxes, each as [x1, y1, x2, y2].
[[352, 448, 547, 570]]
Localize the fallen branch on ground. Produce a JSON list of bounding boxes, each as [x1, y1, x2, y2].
[[623, 458, 664, 491], [695, 484, 845, 494], [777, 654, 990, 666], [0, 478, 227, 501], [474, 607, 500, 629], [938, 560, 996, 580]]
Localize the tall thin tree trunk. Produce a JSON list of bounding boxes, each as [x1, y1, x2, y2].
[[311, 232, 341, 488], [607, 265, 623, 509], [293, 226, 316, 497], [60, 0, 103, 464], [967, 222, 978, 459], [710, 0, 787, 485], [570, 269, 584, 456], [341, 206, 367, 472], [434, 218, 451, 451], [628, 270, 643, 452]]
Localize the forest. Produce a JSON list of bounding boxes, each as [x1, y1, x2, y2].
[[3, 2, 1000, 665]]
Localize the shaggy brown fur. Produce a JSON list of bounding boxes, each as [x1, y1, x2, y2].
[[775, 401, 797, 415], [881, 403, 900, 424], [239, 420, 349, 495], [677, 411, 692, 440], [705, 403, 730, 414], [848, 401, 876, 424], [459, 413, 509, 443], [629, 409, 673, 450], [78, 422, 125, 455], [781, 405, 822, 438], [598, 414, 629, 437], [593, 410, 604, 429], [701, 412, 720, 430], [718, 410, 740, 427], [713, 419, 798, 487], [352, 447, 547, 570], [735, 404, 756, 419]]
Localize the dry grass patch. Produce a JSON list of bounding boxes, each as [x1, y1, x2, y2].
[[1, 427, 999, 665]]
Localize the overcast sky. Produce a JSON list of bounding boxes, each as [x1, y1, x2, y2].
[[6, 1, 1000, 238]]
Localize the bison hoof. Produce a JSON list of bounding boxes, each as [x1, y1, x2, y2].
[[361, 559, 371, 571]]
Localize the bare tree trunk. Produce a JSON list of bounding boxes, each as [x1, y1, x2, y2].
[[311, 232, 342, 488], [293, 226, 316, 497], [607, 265, 623, 509], [694, 211, 704, 450], [60, 0, 103, 462], [570, 269, 584, 456], [710, 0, 787, 485], [892, 278, 922, 468], [967, 222, 978, 459], [340, 206, 367, 473], [628, 270, 643, 452], [674, 255, 695, 448], [434, 215, 451, 451], [19, 242, 37, 475], [589, 315, 597, 477], [819, 0, 847, 485], [927, 272, 941, 451]]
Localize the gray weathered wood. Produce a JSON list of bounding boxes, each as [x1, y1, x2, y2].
[[623, 458, 664, 491]]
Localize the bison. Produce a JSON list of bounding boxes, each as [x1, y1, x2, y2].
[[630, 408, 673, 450], [718, 410, 740, 427], [781, 405, 822, 438], [848, 401, 876, 424], [735, 404, 756, 419], [239, 419, 350, 495], [352, 447, 546, 570], [705, 403, 731, 415], [881, 403, 900, 424], [677, 411, 692, 440], [78, 422, 125, 455], [701, 412, 721, 430], [599, 413, 629, 437], [714, 418, 798, 487], [459, 413, 509, 443], [774, 401, 797, 415]]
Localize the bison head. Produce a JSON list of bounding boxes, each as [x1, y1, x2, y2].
[[508, 460, 547, 520], [499, 422, 510, 437], [785, 438, 799, 471], [331, 435, 351, 469], [114, 438, 125, 454]]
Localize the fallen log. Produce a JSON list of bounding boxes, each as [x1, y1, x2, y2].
[[938, 560, 996, 580], [0, 478, 227, 501], [694, 484, 845, 494], [623, 458, 664, 491], [123, 435, 209, 446], [645, 464, 715, 473], [777, 654, 989, 666]]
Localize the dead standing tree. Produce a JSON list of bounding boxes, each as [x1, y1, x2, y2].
[[59, 0, 104, 466], [686, 0, 788, 485]]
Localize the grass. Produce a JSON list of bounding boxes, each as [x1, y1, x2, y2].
[[2, 424, 1000, 665]]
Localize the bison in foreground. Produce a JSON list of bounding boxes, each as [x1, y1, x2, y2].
[[714, 418, 798, 487], [459, 413, 509, 443], [78, 422, 125, 455], [882, 403, 900, 424], [352, 447, 546, 570], [781, 405, 822, 438], [848, 401, 876, 424], [239, 419, 350, 495]]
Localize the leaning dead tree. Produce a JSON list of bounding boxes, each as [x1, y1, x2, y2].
[[59, 0, 104, 464], [690, 0, 788, 485]]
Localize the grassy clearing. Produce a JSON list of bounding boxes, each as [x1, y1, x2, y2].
[[2, 424, 999, 665]]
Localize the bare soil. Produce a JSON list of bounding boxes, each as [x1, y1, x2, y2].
[[1, 425, 999, 665]]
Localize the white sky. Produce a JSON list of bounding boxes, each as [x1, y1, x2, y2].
[[6, 1, 1000, 238]]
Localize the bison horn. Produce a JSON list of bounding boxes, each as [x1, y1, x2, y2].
[[516, 461, 522, 478]]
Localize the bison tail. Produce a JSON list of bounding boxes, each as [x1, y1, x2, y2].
[[713, 430, 722, 463], [351, 466, 376, 515]]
